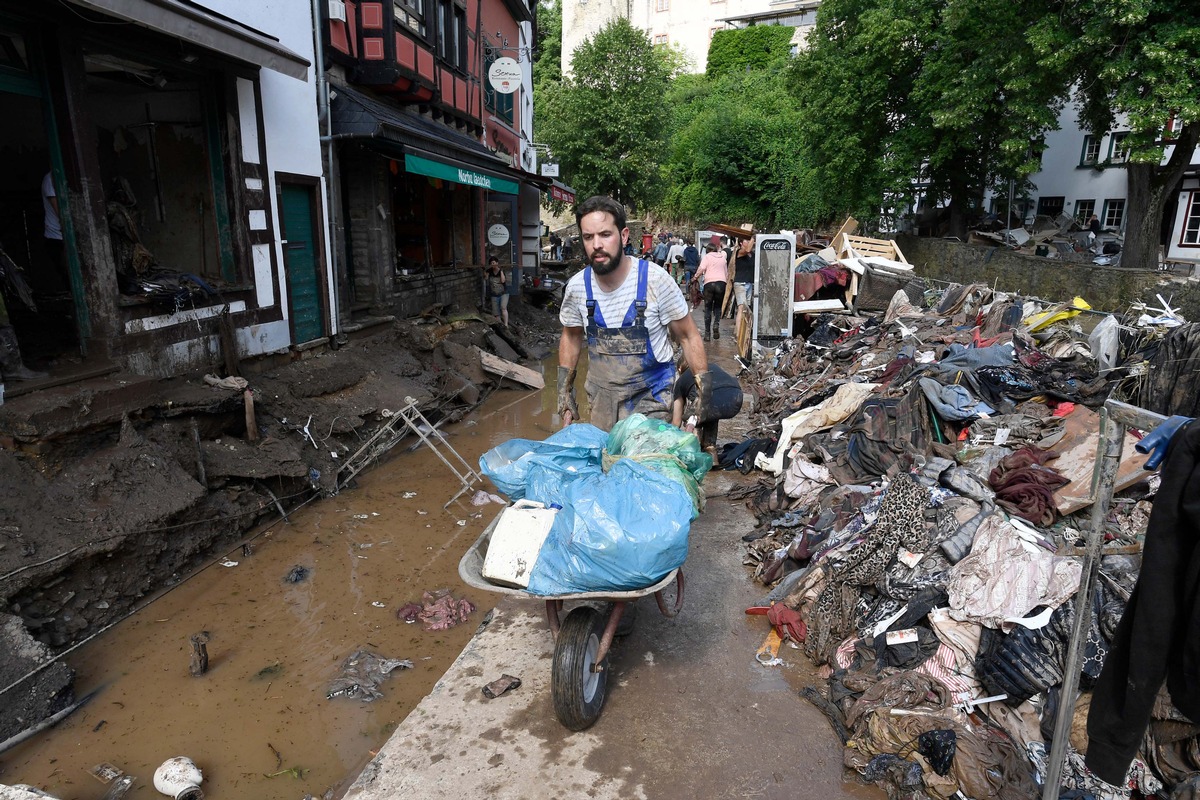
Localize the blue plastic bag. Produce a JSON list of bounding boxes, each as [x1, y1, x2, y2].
[[479, 419, 699, 595], [525, 458, 693, 594], [479, 424, 609, 504]]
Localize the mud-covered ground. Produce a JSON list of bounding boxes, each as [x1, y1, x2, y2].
[[0, 300, 562, 743]]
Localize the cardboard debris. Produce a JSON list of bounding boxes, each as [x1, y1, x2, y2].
[[1053, 405, 1151, 514]]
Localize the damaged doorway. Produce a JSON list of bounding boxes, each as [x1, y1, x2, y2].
[[0, 26, 83, 379], [84, 47, 233, 301]]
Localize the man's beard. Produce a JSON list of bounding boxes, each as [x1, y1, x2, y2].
[[589, 248, 623, 275]]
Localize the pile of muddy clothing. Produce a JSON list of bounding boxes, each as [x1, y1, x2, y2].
[[733, 281, 1197, 797]]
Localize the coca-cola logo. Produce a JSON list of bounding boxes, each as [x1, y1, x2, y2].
[[760, 240, 790, 251]]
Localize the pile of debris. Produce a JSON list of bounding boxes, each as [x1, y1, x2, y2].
[[729, 274, 1200, 798], [968, 214, 1124, 266]]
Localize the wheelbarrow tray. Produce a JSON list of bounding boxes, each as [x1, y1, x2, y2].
[[457, 511, 678, 601], [457, 508, 684, 731]]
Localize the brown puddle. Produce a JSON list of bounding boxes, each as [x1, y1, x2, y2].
[[0, 378, 566, 799]]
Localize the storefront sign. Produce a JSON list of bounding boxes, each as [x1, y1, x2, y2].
[[487, 57, 521, 95], [404, 153, 518, 195], [549, 181, 575, 204], [487, 224, 511, 246], [540, 163, 559, 177]]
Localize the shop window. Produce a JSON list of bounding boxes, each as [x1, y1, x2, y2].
[[395, 0, 426, 38], [1080, 134, 1101, 166], [1075, 199, 1095, 223], [1103, 198, 1125, 229], [82, 47, 235, 292], [1180, 191, 1200, 247], [484, 44, 513, 125]]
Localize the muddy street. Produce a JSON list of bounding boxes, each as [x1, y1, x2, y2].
[[0, 379, 562, 799]]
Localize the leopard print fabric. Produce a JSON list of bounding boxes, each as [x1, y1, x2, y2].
[[805, 473, 931, 663]]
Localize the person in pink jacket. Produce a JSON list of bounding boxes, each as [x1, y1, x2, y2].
[[693, 244, 728, 341]]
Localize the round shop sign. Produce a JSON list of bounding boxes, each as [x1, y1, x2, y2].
[[488, 57, 521, 94], [488, 224, 511, 246]]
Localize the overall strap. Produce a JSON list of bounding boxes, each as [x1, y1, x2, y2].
[[622, 259, 650, 327], [583, 267, 604, 327]]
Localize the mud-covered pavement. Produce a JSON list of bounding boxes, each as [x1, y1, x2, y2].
[[0, 373, 563, 799], [340, 316, 886, 800], [0, 302, 559, 757]]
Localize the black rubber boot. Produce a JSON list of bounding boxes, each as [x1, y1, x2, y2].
[[0, 326, 47, 382]]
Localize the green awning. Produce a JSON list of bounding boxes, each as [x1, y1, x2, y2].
[[404, 153, 518, 195]]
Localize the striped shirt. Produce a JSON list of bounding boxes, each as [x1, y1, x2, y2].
[[560, 261, 689, 363]]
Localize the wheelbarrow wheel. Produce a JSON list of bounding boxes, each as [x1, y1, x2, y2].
[[551, 606, 608, 731]]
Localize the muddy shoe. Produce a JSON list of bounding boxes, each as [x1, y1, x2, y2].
[[713, 329, 720, 340], [703, 333, 710, 342]]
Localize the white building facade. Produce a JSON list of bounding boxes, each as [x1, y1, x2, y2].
[[986, 101, 1200, 266], [563, 0, 819, 75]]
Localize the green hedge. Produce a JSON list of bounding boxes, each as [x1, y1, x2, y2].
[[706, 26, 795, 79]]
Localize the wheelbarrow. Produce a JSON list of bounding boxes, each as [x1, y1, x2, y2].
[[458, 512, 685, 731]]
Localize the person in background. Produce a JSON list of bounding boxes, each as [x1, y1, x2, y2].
[[651, 236, 669, 266], [693, 243, 728, 342], [557, 195, 709, 431], [41, 171, 66, 287], [562, 237, 574, 262], [732, 237, 755, 315], [683, 240, 700, 286], [550, 231, 562, 261], [665, 237, 686, 279], [671, 358, 742, 455], [485, 256, 509, 327]]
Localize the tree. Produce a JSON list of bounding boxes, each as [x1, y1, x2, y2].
[[1029, 0, 1200, 270], [658, 66, 828, 228], [537, 18, 675, 210], [792, 0, 1062, 235], [532, 0, 561, 99]]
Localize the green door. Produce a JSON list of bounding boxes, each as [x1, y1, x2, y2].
[[279, 183, 324, 344]]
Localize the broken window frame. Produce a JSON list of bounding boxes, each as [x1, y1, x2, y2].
[[80, 36, 246, 293]]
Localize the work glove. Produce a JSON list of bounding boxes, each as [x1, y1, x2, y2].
[[1135, 415, 1193, 470], [556, 365, 578, 424], [693, 370, 713, 424]]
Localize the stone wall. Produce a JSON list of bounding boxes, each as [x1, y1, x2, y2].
[[391, 270, 483, 319], [896, 235, 1166, 312]]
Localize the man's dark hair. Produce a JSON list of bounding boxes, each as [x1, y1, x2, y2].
[[488, 256, 499, 265], [574, 195, 626, 232]]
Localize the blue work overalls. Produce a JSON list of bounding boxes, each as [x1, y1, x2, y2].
[[582, 260, 676, 431]]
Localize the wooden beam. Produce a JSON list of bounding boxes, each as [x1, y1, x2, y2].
[[476, 347, 544, 389]]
